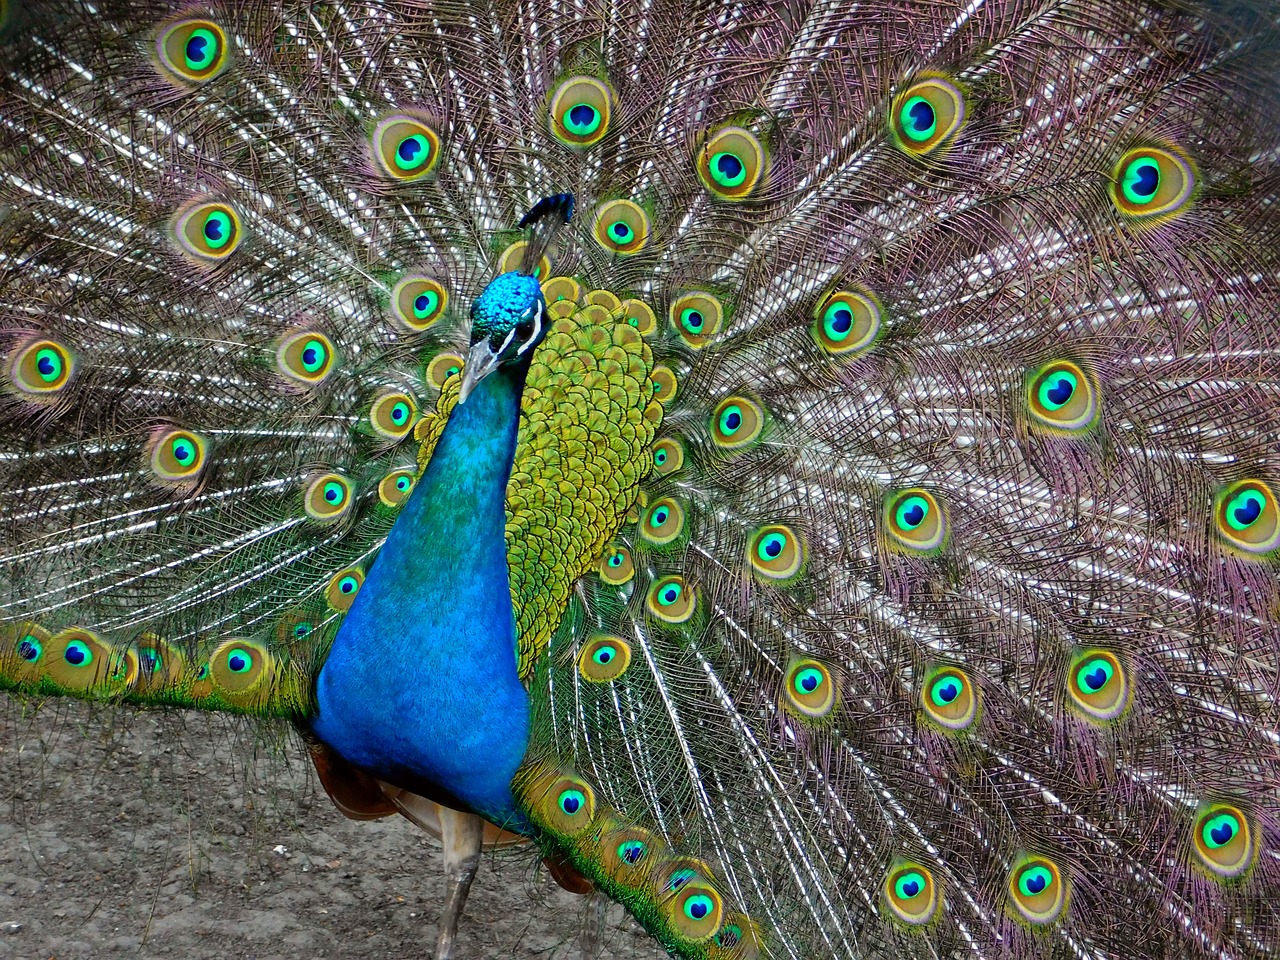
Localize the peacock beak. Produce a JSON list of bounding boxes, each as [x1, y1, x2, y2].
[[458, 339, 503, 405]]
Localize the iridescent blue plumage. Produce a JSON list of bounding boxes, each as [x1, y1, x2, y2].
[[313, 266, 549, 827], [472, 272, 543, 335]]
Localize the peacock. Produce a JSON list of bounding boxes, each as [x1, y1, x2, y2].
[[1, 0, 1278, 958]]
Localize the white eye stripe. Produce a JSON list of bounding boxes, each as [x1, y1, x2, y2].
[[496, 328, 517, 356], [516, 299, 543, 356]]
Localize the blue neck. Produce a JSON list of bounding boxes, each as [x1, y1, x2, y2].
[[312, 361, 531, 828]]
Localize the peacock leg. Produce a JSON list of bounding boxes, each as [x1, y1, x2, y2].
[[434, 805, 485, 960], [579, 890, 608, 959]]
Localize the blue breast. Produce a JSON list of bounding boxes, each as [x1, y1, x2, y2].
[[311, 364, 532, 828]]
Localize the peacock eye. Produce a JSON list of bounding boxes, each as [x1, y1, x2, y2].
[[156, 19, 230, 84], [1110, 145, 1196, 222], [1067, 649, 1130, 723], [150, 428, 208, 483], [579, 634, 632, 680], [174, 200, 242, 261], [592, 199, 650, 254], [549, 76, 613, 147], [617, 839, 646, 863], [885, 863, 939, 925], [227, 648, 254, 673], [890, 77, 966, 156], [1008, 856, 1067, 924], [372, 115, 441, 181], [1193, 804, 1256, 877], [567, 103, 600, 134], [697, 126, 765, 199]]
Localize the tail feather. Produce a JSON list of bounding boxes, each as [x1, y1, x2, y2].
[[2, 1, 1279, 958]]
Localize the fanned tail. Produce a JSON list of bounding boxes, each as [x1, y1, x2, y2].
[[1, 2, 1279, 959]]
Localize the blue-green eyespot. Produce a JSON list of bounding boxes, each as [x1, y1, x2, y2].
[[373, 115, 441, 180], [697, 127, 764, 199], [549, 76, 613, 147], [891, 77, 965, 156], [1110, 145, 1196, 223], [157, 19, 230, 84]]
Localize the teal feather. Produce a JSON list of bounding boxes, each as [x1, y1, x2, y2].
[[2, 1, 1280, 959]]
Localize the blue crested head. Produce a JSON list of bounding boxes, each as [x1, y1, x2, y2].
[[459, 193, 573, 403], [471, 271, 544, 340], [459, 272, 547, 403]]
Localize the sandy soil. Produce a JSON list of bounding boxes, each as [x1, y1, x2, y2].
[[0, 696, 668, 960]]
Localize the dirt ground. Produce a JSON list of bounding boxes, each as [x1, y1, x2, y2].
[[0, 696, 668, 960]]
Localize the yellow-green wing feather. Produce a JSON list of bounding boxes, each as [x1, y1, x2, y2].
[[416, 297, 658, 679]]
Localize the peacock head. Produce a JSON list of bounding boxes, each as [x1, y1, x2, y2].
[[459, 272, 547, 403], [459, 192, 573, 404]]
